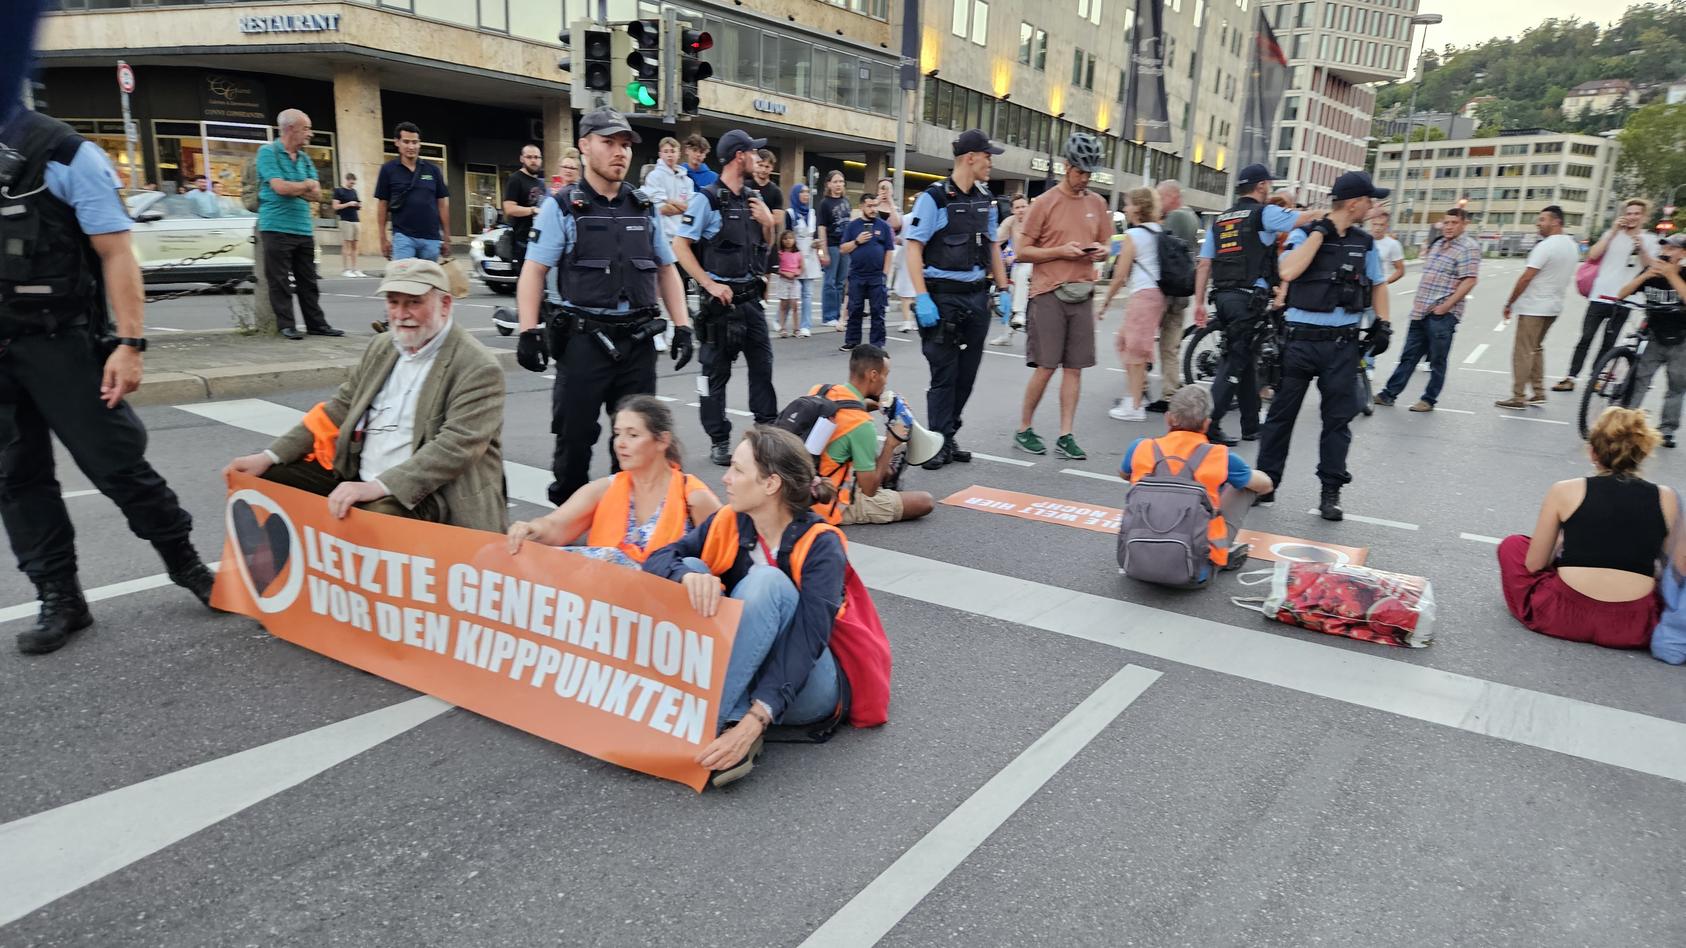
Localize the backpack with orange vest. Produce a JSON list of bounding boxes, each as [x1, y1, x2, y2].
[[695, 508, 892, 729], [773, 384, 873, 525], [1118, 435, 1231, 586], [585, 466, 709, 564]]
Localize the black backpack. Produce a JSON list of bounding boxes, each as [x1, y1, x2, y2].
[[773, 385, 865, 462], [1131, 226, 1195, 298]]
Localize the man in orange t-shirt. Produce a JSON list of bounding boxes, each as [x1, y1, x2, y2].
[[1011, 133, 1113, 461]]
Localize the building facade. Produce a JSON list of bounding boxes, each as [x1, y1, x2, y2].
[[1259, 0, 1416, 204], [1562, 79, 1635, 117], [1375, 129, 1621, 246]]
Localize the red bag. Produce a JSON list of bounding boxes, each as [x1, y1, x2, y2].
[[1236, 561, 1436, 648], [828, 564, 892, 727]]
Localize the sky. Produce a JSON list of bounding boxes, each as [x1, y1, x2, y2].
[[1418, 0, 1654, 52]]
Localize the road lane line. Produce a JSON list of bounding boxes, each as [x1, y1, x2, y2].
[[970, 452, 1036, 467], [1061, 468, 1118, 482], [1461, 532, 1503, 544], [1460, 367, 1509, 375], [799, 665, 1160, 948], [1493, 320, 1507, 332], [1302, 511, 1418, 530], [1434, 407, 1477, 415], [61, 489, 100, 499], [0, 695, 450, 926], [1499, 415, 1571, 425], [0, 562, 220, 625], [1462, 343, 1490, 365], [149, 326, 185, 333]]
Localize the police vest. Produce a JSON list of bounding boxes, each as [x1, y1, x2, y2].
[[585, 465, 708, 564], [0, 111, 103, 334], [1284, 225, 1374, 314], [698, 182, 766, 281], [1209, 198, 1272, 292], [807, 384, 875, 525], [919, 178, 993, 274], [555, 182, 659, 310]]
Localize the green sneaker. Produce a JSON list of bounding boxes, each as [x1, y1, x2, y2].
[[1055, 433, 1087, 460], [1014, 427, 1047, 455]]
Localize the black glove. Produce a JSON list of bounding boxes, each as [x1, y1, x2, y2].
[[670, 325, 694, 372], [516, 327, 549, 373], [1364, 320, 1393, 357], [1309, 217, 1339, 241]]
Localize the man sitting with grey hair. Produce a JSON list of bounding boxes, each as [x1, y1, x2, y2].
[[1119, 386, 1274, 582]]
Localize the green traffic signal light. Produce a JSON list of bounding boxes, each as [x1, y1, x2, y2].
[[627, 81, 658, 108]]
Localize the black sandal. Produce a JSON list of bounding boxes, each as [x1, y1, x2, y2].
[[708, 733, 764, 788]]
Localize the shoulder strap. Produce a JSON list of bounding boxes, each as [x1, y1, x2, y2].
[[1185, 442, 1214, 476], [1148, 442, 1174, 476], [926, 180, 951, 210]]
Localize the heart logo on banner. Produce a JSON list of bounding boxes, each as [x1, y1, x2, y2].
[[231, 498, 291, 596]]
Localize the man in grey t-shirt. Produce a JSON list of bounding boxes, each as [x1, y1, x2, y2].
[[1153, 180, 1201, 410]]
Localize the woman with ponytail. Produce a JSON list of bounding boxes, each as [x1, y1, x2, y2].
[[645, 426, 891, 786], [1499, 406, 1677, 648]]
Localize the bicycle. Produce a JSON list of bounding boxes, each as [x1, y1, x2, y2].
[[1183, 307, 1375, 417], [1577, 296, 1661, 439]]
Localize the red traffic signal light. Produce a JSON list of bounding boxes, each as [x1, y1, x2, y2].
[[683, 29, 713, 53]]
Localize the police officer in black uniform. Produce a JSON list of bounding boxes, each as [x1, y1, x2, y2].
[[904, 129, 1012, 470], [0, 107, 216, 655], [514, 108, 693, 504], [672, 129, 778, 466], [1191, 163, 1322, 445], [1255, 171, 1394, 521]]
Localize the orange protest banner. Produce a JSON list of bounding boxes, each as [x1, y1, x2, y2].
[[941, 485, 1367, 566], [211, 472, 738, 792]]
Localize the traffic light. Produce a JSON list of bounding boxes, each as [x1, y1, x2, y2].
[[582, 26, 613, 93], [624, 19, 660, 112], [679, 27, 714, 116]]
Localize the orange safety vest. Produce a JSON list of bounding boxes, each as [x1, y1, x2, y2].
[[1127, 429, 1232, 567], [585, 465, 709, 565], [698, 507, 849, 616], [301, 402, 340, 471], [808, 383, 875, 525]]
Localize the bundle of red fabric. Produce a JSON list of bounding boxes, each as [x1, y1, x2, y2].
[[1266, 562, 1435, 648]]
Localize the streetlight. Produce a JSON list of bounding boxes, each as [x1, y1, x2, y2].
[[1393, 12, 1445, 242]]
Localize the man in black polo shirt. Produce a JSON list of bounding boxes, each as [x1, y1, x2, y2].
[[374, 121, 452, 262], [500, 143, 545, 267]]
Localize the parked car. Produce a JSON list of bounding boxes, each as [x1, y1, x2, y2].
[[469, 226, 518, 295], [124, 190, 257, 286]]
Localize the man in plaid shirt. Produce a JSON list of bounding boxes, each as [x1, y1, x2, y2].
[[1376, 208, 1481, 411]]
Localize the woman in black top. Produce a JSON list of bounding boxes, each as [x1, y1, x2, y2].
[[1498, 406, 1676, 648]]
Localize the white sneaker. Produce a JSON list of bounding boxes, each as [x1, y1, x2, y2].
[[797, 328, 812, 337], [341, 269, 357, 278], [989, 331, 1013, 347], [899, 322, 914, 333], [1010, 314, 1025, 330], [1108, 397, 1146, 422]]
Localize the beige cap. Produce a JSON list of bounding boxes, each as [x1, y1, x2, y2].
[[378, 258, 452, 296]]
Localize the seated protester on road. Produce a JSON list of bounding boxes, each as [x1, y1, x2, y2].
[[809, 345, 936, 526], [504, 396, 721, 568], [1612, 235, 1686, 448], [1119, 386, 1275, 584], [1498, 406, 1675, 650], [644, 427, 852, 786], [224, 260, 508, 531]]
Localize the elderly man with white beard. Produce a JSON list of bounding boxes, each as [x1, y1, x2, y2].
[[224, 259, 508, 531]]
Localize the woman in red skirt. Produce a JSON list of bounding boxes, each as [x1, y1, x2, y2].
[[1498, 406, 1677, 649]]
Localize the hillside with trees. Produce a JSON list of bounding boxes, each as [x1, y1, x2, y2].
[[1374, 2, 1686, 135]]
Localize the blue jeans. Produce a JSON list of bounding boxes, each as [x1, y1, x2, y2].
[[683, 558, 840, 728], [821, 247, 847, 324], [391, 232, 441, 262], [1382, 314, 1458, 405], [846, 276, 888, 347], [798, 278, 817, 330]]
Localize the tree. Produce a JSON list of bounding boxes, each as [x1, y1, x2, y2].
[[1616, 102, 1686, 200]]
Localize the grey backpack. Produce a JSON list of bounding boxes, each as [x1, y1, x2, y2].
[[1117, 442, 1216, 585]]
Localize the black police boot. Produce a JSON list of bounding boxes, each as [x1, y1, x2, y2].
[[1207, 426, 1239, 446], [710, 441, 732, 466], [947, 438, 972, 463], [920, 441, 952, 471], [155, 538, 216, 609], [1319, 486, 1344, 522], [17, 577, 93, 655]]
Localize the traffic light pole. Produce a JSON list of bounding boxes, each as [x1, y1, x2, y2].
[[661, 7, 680, 125]]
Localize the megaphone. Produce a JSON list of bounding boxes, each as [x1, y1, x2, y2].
[[882, 390, 945, 467]]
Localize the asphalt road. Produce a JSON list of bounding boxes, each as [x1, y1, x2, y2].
[[8, 258, 1686, 946]]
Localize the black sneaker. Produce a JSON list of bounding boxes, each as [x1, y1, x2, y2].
[[1319, 487, 1344, 522], [1222, 543, 1252, 572], [839, 343, 856, 352], [16, 577, 92, 655], [1373, 392, 1395, 407], [948, 439, 972, 463], [1144, 399, 1170, 413], [1242, 431, 1260, 442], [921, 442, 952, 471], [710, 440, 732, 466], [1207, 427, 1239, 446], [1255, 491, 1275, 507], [1666, 434, 1678, 449]]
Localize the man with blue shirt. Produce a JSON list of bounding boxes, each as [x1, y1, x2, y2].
[[186, 175, 220, 218], [257, 109, 341, 340], [0, 107, 217, 654], [905, 128, 1012, 470], [839, 192, 895, 350], [1193, 163, 1322, 444], [1255, 170, 1394, 522], [513, 108, 693, 505], [375, 122, 451, 263], [672, 128, 778, 466]]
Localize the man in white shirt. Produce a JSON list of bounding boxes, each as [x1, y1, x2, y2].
[[642, 135, 693, 241], [1555, 197, 1660, 391], [1498, 206, 1582, 408], [1369, 210, 1407, 285]]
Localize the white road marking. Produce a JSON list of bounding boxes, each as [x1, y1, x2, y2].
[[1460, 532, 1503, 544], [981, 349, 1022, 360], [149, 326, 185, 333], [970, 451, 1036, 467], [1460, 367, 1509, 375], [654, 395, 678, 402], [1499, 415, 1571, 426], [1061, 467, 1119, 482], [1462, 343, 1490, 365], [61, 489, 101, 499], [541, 374, 555, 380], [0, 695, 450, 926], [799, 666, 1161, 948], [885, 335, 914, 344], [1434, 407, 1477, 415], [1493, 320, 1508, 333], [1303, 511, 1419, 530]]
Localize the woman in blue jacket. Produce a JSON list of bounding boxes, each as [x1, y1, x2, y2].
[[644, 426, 848, 786]]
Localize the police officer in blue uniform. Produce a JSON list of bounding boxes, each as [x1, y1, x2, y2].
[[1255, 171, 1394, 522], [0, 107, 216, 655], [672, 129, 778, 466], [1191, 163, 1323, 446], [905, 129, 1012, 470], [514, 108, 693, 504]]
